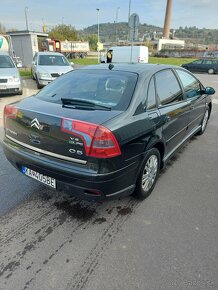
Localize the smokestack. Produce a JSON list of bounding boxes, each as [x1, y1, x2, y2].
[[163, 0, 172, 39]]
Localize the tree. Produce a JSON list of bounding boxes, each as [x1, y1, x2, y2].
[[0, 23, 6, 34], [87, 35, 98, 51], [48, 24, 78, 40]]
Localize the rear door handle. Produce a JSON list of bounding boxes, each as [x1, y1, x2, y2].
[[148, 112, 159, 119], [165, 115, 171, 122]]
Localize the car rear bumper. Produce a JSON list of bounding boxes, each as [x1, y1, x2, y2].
[[3, 138, 139, 201]]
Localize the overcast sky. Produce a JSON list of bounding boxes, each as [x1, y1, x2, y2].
[[1, 0, 218, 32]]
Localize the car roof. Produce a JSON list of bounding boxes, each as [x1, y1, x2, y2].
[[0, 52, 10, 56], [37, 52, 65, 56], [80, 63, 180, 76]]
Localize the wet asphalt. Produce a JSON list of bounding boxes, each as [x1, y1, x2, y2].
[[0, 74, 217, 290]]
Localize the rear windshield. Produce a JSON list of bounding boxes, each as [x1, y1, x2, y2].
[[0, 55, 15, 68], [35, 70, 138, 111], [38, 55, 70, 66]]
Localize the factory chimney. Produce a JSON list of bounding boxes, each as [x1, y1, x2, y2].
[[163, 0, 172, 39]]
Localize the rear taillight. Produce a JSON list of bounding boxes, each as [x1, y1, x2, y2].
[[3, 105, 18, 128], [61, 118, 121, 158]]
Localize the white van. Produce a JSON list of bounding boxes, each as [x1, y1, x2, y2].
[[101, 46, 148, 64]]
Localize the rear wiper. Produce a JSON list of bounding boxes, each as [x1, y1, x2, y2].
[[61, 98, 111, 110]]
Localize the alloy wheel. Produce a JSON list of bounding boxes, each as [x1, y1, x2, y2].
[[141, 155, 158, 192]]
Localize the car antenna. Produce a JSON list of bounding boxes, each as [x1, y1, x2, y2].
[[108, 64, 114, 70]]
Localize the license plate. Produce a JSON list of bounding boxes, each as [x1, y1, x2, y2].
[[22, 166, 56, 189], [0, 85, 7, 90]]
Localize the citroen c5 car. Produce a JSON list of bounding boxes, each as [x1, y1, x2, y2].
[[0, 52, 23, 95], [31, 52, 73, 89], [3, 64, 215, 200]]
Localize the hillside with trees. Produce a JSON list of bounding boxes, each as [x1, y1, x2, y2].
[[80, 22, 218, 44]]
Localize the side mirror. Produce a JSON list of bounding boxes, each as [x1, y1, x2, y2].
[[204, 87, 215, 95], [32, 61, 36, 65]]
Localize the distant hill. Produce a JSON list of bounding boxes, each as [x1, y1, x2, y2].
[[80, 22, 218, 44]]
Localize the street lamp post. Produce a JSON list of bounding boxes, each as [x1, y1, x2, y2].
[[25, 6, 29, 31], [128, 0, 131, 41], [115, 7, 120, 44], [96, 8, 100, 63]]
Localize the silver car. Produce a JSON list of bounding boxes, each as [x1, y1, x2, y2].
[[0, 52, 23, 95], [31, 52, 74, 89]]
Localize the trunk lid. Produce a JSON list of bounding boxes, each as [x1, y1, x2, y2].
[[5, 96, 122, 163]]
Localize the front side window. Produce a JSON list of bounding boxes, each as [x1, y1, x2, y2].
[[0, 55, 15, 68], [203, 60, 212, 65], [176, 69, 201, 98], [38, 55, 70, 66], [155, 70, 183, 106], [36, 70, 138, 111]]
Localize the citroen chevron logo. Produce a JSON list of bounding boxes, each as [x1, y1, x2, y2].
[[31, 118, 40, 129]]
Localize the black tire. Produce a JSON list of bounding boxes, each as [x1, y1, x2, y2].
[[133, 148, 161, 200], [197, 108, 209, 135], [208, 68, 214, 74], [32, 72, 35, 80], [36, 77, 42, 89], [18, 89, 23, 95]]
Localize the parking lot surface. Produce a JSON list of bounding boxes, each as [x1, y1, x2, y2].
[[0, 74, 218, 290]]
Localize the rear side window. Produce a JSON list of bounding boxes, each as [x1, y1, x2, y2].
[[155, 70, 183, 106], [146, 77, 156, 110], [36, 70, 138, 111], [176, 70, 201, 98], [192, 60, 203, 64]]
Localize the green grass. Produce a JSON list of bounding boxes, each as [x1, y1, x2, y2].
[[71, 56, 196, 66], [18, 57, 196, 78], [149, 57, 196, 66], [19, 69, 32, 77], [71, 58, 98, 65]]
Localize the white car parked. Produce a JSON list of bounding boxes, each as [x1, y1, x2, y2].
[[0, 52, 23, 95], [31, 52, 74, 89]]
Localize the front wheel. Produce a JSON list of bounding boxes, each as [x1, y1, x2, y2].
[[36, 76, 43, 89], [133, 148, 160, 200]]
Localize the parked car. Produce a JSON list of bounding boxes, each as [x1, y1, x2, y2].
[[101, 46, 149, 64], [31, 52, 74, 89], [0, 52, 23, 95], [181, 58, 218, 74], [3, 64, 215, 201]]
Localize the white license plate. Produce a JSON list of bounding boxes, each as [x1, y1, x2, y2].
[[22, 166, 56, 189], [0, 85, 7, 90]]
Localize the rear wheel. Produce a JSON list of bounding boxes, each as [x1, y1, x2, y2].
[[208, 68, 214, 74], [197, 108, 209, 135], [133, 148, 160, 200]]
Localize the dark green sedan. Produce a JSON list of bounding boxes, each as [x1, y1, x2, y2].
[[182, 58, 218, 74]]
